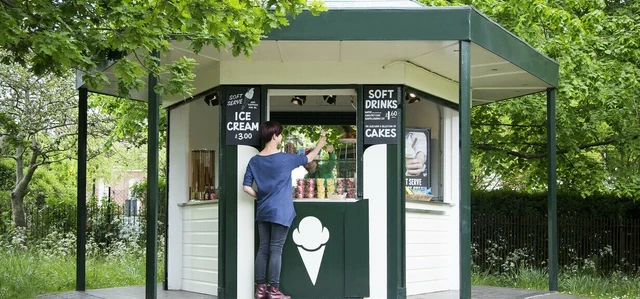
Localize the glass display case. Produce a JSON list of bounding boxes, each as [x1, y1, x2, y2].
[[190, 149, 216, 201]]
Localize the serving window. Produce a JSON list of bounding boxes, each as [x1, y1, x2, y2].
[[268, 90, 358, 200]]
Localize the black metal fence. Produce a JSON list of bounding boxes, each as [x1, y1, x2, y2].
[[0, 190, 144, 240], [472, 214, 640, 274]]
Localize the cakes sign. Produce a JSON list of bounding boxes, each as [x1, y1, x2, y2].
[[225, 86, 261, 145], [364, 86, 399, 145]]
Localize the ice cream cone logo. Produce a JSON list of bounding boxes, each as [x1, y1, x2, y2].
[[292, 216, 330, 286], [241, 88, 254, 110]]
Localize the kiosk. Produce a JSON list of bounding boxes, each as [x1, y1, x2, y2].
[[76, 1, 559, 298]]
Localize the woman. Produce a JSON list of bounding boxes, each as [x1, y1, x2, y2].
[[243, 121, 326, 299], [303, 144, 336, 179]]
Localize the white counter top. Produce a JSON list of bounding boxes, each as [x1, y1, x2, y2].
[[178, 200, 219, 207]]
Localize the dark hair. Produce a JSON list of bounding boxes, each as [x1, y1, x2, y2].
[[259, 121, 283, 143]]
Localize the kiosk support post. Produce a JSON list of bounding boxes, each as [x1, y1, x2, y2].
[[458, 40, 472, 299], [146, 50, 160, 299], [76, 87, 88, 291], [547, 88, 558, 291]]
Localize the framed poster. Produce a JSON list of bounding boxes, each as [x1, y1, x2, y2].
[[405, 127, 432, 200], [224, 86, 261, 145]]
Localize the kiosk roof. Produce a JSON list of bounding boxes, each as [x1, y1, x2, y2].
[[81, 5, 558, 107]]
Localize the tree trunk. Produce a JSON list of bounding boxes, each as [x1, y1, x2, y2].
[[10, 190, 27, 228], [11, 145, 40, 228]]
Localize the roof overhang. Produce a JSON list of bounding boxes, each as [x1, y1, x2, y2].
[[79, 5, 559, 108]]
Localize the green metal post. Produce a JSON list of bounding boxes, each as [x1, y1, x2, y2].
[[146, 50, 160, 299], [163, 110, 170, 291], [76, 87, 88, 291], [218, 89, 226, 299], [459, 40, 472, 299], [385, 85, 405, 299], [547, 88, 558, 291]]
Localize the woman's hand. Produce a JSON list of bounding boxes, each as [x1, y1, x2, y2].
[[306, 135, 327, 162], [317, 136, 327, 149]]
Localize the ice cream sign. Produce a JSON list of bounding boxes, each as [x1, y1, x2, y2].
[[364, 86, 400, 145], [292, 216, 330, 285], [225, 86, 261, 145]]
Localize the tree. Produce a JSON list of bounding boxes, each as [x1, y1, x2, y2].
[[0, 0, 324, 98], [420, 0, 640, 196], [0, 62, 108, 227], [89, 94, 168, 149]]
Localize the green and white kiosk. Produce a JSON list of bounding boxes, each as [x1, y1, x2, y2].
[[76, 1, 559, 298]]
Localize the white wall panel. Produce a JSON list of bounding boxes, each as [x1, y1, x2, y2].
[[405, 209, 454, 295], [363, 144, 387, 299], [237, 146, 259, 299], [220, 61, 406, 85], [443, 107, 461, 291], [181, 202, 219, 296], [182, 280, 217, 296], [167, 104, 190, 290]]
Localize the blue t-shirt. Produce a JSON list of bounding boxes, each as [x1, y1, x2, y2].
[[243, 152, 308, 227]]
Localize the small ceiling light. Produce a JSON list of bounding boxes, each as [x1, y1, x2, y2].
[[291, 95, 306, 106], [406, 92, 421, 104], [204, 92, 218, 106], [323, 95, 337, 105]]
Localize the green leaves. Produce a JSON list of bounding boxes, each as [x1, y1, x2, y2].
[[0, 0, 325, 98], [419, 0, 640, 196]]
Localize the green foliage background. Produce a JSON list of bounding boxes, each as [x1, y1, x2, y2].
[[419, 0, 640, 197]]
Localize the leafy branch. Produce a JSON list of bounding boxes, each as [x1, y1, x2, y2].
[[474, 134, 639, 159]]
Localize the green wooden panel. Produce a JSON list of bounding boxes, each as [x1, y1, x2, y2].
[[223, 145, 238, 299], [344, 199, 370, 297], [265, 8, 470, 41], [280, 201, 369, 298], [387, 143, 406, 299]]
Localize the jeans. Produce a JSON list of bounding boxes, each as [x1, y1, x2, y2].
[[255, 221, 289, 287]]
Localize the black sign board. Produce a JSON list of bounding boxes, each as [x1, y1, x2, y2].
[[363, 86, 400, 145], [405, 127, 432, 193], [225, 86, 261, 145]]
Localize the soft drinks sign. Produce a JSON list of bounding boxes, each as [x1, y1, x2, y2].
[[363, 86, 400, 145]]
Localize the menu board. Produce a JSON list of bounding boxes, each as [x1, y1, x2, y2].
[[405, 127, 432, 198], [225, 86, 261, 145], [363, 86, 400, 145]]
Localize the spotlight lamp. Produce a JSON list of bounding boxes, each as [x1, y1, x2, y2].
[[204, 92, 219, 106], [291, 95, 307, 105], [323, 95, 337, 105], [405, 92, 421, 104]]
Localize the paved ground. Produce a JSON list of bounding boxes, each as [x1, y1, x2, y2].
[[38, 285, 587, 299], [36, 285, 214, 299], [410, 286, 587, 299]]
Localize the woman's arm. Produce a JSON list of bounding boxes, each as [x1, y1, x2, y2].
[[306, 134, 327, 162], [243, 185, 257, 198]]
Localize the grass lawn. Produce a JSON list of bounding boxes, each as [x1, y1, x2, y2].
[[0, 250, 163, 299], [3, 249, 639, 299], [473, 268, 640, 299]]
